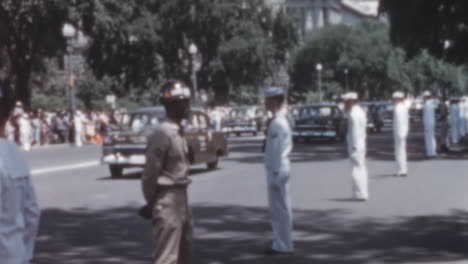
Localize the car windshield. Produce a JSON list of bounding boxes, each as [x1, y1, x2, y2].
[[128, 112, 166, 130], [300, 107, 333, 118]]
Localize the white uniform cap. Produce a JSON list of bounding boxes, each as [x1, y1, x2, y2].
[[264, 87, 285, 98], [342, 92, 358, 101], [422, 91, 431, 97], [392, 91, 405, 99]]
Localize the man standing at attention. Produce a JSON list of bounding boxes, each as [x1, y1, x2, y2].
[[141, 80, 193, 264], [343, 92, 369, 201], [0, 88, 41, 264], [392, 91, 409, 177], [263, 87, 294, 255]]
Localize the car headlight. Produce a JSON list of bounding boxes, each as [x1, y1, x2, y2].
[[131, 136, 147, 144], [103, 136, 113, 145]]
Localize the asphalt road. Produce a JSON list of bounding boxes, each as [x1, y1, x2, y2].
[[24, 124, 468, 264]]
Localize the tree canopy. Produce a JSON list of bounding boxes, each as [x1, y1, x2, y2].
[[290, 22, 466, 102], [81, 0, 297, 104], [380, 0, 468, 64], [0, 0, 69, 109]]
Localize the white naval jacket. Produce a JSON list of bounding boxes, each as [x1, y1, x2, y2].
[[423, 99, 436, 128], [347, 104, 367, 157], [264, 108, 292, 184], [0, 139, 40, 264]]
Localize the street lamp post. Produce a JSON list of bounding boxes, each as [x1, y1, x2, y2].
[[316, 63, 323, 103], [62, 23, 76, 115], [344, 68, 349, 91], [189, 43, 199, 103]]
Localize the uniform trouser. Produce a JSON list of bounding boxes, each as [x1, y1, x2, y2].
[[424, 126, 437, 157], [75, 128, 83, 147], [451, 121, 460, 144], [152, 186, 192, 264], [439, 123, 449, 148], [20, 131, 31, 151], [266, 172, 293, 252], [350, 152, 368, 199], [394, 136, 407, 175]]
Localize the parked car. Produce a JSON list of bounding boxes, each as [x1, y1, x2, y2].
[[222, 106, 262, 136], [101, 107, 228, 178], [359, 102, 385, 133], [293, 104, 347, 142]]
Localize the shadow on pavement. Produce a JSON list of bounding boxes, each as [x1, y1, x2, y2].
[[34, 205, 468, 264]]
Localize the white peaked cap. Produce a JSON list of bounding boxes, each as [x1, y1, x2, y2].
[[422, 91, 431, 97], [342, 92, 358, 101], [264, 87, 285, 98], [392, 91, 405, 99]]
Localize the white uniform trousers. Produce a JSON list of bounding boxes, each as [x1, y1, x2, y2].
[[266, 172, 293, 252], [350, 152, 368, 200], [394, 136, 407, 175], [424, 126, 437, 157]]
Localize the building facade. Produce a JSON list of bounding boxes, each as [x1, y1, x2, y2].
[[267, 0, 381, 40]]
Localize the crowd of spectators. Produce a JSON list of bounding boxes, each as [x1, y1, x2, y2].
[[6, 101, 122, 151]]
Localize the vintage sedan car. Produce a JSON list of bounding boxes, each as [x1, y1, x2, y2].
[[293, 104, 347, 142], [359, 102, 385, 133], [222, 106, 263, 136], [101, 107, 228, 178]]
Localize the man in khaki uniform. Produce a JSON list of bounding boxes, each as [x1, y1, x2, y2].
[[141, 80, 192, 264]]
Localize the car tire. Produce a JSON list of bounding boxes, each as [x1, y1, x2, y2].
[[109, 165, 123, 178], [207, 153, 219, 170]]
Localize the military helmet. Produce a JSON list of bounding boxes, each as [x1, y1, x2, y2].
[[159, 80, 192, 103]]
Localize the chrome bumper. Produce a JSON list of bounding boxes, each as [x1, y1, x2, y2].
[[101, 154, 146, 166]]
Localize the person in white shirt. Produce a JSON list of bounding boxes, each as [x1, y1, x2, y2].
[[19, 113, 32, 151], [422, 91, 437, 158], [263, 87, 294, 254], [392, 92, 409, 177], [74, 110, 85, 147], [343, 92, 369, 201], [0, 92, 41, 264]]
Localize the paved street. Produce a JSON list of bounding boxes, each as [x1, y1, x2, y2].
[[26, 124, 468, 264]]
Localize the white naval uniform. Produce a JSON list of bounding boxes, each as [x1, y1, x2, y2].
[[74, 113, 84, 147], [0, 139, 40, 264], [459, 102, 466, 137], [449, 103, 461, 144], [347, 105, 369, 200], [393, 102, 409, 175], [19, 115, 32, 151], [264, 108, 293, 252], [423, 100, 437, 157]]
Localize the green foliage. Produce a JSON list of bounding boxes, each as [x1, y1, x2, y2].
[[31, 94, 84, 111], [380, 0, 468, 64], [290, 22, 467, 102], [80, 0, 297, 104], [0, 0, 69, 108]]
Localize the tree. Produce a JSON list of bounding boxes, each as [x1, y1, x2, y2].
[[379, 0, 468, 64], [80, 0, 297, 104], [0, 0, 69, 109], [80, 0, 163, 96], [289, 22, 466, 102]]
